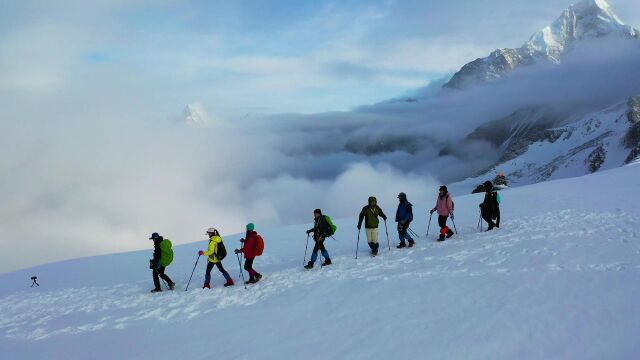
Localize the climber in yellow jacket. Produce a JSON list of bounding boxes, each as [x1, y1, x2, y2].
[[198, 228, 234, 288]]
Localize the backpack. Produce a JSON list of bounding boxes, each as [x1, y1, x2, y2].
[[159, 239, 173, 267], [216, 241, 227, 261], [254, 234, 265, 256], [324, 215, 337, 236], [448, 194, 455, 212]]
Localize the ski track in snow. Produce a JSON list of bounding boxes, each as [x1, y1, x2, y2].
[[2, 209, 638, 342]]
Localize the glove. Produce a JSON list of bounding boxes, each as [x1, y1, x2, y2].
[[430, 209, 434, 215], [306, 230, 312, 235], [357, 225, 361, 230], [234, 249, 241, 254], [198, 250, 204, 256], [450, 213, 454, 220], [240, 238, 245, 243]]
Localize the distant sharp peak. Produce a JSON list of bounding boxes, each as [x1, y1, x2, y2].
[[523, 0, 638, 61], [180, 102, 208, 127], [444, 0, 638, 89]]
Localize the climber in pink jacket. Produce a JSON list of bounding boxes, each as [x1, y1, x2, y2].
[[430, 185, 455, 241]]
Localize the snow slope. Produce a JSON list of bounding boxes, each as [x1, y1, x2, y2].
[[2, 164, 640, 359]]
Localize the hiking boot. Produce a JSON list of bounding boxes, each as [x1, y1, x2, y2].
[[150, 288, 162, 293], [322, 259, 332, 267], [396, 242, 406, 249], [438, 235, 445, 242], [168, 283, 175, 291], [224, 279, 234, 287], [304, 261, 314, 269], [446, 229, 454, 238], [245, 277, 257, 284], [202, 284, 211, 289], [254, 273, 263, 282], [408, 240, 415, 248]]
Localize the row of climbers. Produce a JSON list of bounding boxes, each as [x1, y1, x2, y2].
[[147, 180, 502, 292]]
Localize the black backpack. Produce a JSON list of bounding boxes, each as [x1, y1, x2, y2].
[[216, 242, 227, 261]]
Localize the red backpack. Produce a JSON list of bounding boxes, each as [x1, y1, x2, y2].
[[254, 234, 265, 256]]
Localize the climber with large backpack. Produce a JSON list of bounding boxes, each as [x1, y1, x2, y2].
[[479, 181, 501, 231], [304, 209, 335, 269], [234, 223, 264, 284], [198, 228, 234, 289], [430, 185, 455, 241], [149, 232, 175, 293], [395, 192, 414, 248]]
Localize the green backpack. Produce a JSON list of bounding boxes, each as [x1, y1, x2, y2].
[[159, 239, 174, 267], [324, 215, 337, 236]]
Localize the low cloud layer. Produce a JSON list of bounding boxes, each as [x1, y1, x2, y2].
[[1, 9, 640, 273]]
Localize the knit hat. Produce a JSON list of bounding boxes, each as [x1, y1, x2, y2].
[[439, 185, 448, 193], [246, 223, 255, 231], [313, 209, 322, 215]]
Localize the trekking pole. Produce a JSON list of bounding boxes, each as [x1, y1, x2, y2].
[[408, 228, 421, 239], [384, 220, 390, 252], [303, 234, 310, 266], [238, 240, 245, 280], [426, 213, 433, 237], [236, 253, 247, 290], [185, 255, 200, 291], [162, 278, 170, 290], [451, 217, 458, 234], [355, 229, 361, 259]]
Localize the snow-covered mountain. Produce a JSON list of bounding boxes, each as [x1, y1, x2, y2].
[[179, 103, 208, 127], [1, 164, 640, 359], [457, 96, 640, 187], [444, 0, 639, 89]]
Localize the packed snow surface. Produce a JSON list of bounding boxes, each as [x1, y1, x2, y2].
[[1, 164, 640, 359]]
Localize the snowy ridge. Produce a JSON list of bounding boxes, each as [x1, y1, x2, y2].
[[445, 0, 639, 89], [460, 98, 637, 187], [1, 165, 640, 359]]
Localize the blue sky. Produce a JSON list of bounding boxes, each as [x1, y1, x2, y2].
[[0, 0, 639, 118]]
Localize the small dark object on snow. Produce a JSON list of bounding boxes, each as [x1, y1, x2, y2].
[[30, 276, 39, 287]]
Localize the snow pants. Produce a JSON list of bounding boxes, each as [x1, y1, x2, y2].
[[310, 238, 330, 263], [152, 266, 174, 290], [204, 261, 232, 286], [365, 228, 379, 244], [244, 257, 260, 279], [397, 223, 413, 244], [438, 215, 454, 237], [481, 206, 499, 229]]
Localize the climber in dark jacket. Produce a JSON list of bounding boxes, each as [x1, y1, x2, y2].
[[480, 181, 500, 230], [395, 193, 414, 248], [304, 209, 332, 269]]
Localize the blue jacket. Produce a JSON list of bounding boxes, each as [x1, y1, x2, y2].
[[395, 201, 413, 223]]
